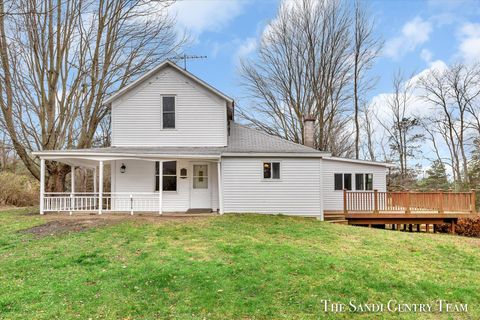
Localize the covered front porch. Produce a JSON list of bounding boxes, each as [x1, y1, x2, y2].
[[36, 148, 224, 215]]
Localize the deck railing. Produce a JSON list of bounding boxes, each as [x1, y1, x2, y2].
[[43, 192, 161, 214], [344, 190, 476, 214]]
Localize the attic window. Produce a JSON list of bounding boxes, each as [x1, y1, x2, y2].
[[162, 96, 175, 129]]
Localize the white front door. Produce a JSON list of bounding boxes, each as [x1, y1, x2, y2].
[[190, 163, 211, 209]]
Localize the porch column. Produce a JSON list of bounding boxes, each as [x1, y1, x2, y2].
[[40, 159, 45, 215], [158, 160, 163, 214], [93, 167, 97, 194], [71, 166, 75, 194], [70, 166, 75, 215], [98, 160, 104, 214], [217, 160, 224, 215]]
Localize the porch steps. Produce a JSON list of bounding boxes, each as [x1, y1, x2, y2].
[[327, 219, 349, 225], [324, 211, 347, 224]]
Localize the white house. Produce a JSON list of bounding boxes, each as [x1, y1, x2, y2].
[[34, 60, 390, 219]]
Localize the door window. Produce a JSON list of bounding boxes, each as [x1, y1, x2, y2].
[[193, 165, 208, 189]]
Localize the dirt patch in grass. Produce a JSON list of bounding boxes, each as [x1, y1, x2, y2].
[[19, 213, 214, 237], [19, 219, 114, 237]]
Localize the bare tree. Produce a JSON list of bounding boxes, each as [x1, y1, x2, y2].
[[239, 0, 354, 156], [418, 63, 480, 187], [361, 102, 376, 161], [378, 71, 423, 186], [352, 0, 382, 159], [0, 0, 185, 190]]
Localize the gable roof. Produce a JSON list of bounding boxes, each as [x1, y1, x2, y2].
[[103, 60, 234, 105]]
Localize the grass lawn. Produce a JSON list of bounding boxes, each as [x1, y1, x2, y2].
[[0, 208, 479, 319]]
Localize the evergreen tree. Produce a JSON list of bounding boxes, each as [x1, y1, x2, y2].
[[417, 160, 450, 191], [468, 139, 480, 189]]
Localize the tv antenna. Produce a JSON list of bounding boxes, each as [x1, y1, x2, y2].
[[169, 54, 207, 70]]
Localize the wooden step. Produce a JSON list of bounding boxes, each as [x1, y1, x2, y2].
[[327, 219, 348, 225], [324, 215, 346, 221]]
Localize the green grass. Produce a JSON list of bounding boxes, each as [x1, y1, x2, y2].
[[1, 208, 479, 319]]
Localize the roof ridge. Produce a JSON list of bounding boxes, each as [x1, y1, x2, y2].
[[104, 60, 233, 105], [232, 122, 325, 153]]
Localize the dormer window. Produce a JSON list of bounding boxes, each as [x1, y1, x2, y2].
[[162, 96, 175, 129]]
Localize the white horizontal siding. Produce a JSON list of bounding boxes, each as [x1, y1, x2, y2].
[[112, 159, 219, 212], [112, 67, 227, 147], [322, 159, 387, 211], [222, 157, 322, 216]]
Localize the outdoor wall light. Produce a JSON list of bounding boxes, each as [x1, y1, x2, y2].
[[180, 168, 187, 178], [120, 163, 126, 173]]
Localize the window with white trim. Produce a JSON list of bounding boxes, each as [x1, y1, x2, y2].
[[162, 96, 175, 129], [263, 162, 280, 179], [155, 161, 177, 191], [355, 173, 374, 190], [334, 173, 352, 190]]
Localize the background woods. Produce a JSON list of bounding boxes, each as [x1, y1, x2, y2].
[[0, 0, 479, 205], [239, 0, 382, 158], [239, 0, 479, 196], [0, 0, 184, 191]]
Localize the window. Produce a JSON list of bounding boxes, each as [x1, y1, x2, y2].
[[193, 164, 208, 189], [355, 173, 373, 191], [263, 162, 280, 179], [366, 173, 373, 190], [334, 173, 352, 190], [334, 174, 343, 190], [344, 174, 352, 190], [355, 173, 364, 190], [155, 161, 177, 191], [162, 96, 175, 129]]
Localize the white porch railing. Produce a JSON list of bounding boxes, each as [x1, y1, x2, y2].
[[43, 192, 161, 214]]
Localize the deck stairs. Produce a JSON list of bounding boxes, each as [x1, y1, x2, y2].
[[324, 212, 348, 225]]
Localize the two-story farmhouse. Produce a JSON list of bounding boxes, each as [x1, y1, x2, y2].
[[34, 60, 390, 219]]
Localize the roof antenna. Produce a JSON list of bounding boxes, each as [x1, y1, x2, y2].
[[169, 54, 207, 70]]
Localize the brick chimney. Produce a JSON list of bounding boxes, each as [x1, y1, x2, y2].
[[303, 116, 315, 148]]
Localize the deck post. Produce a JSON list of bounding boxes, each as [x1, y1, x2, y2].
[[40, 159, 45, 215], [217, 160, 224, 215], [471, 189, 476, 214], [406, 190, 411, 214], [373, 189, 379, 214], [426, 224, 430, 233], [158, 160, 163, 215], [450, 221, 456, 234], [438, 190, 444, 214], [343, 189, 348, 215], [98, 160, 103, 215]]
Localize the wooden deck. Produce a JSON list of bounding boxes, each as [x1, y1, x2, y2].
[[326, 190, 478, 233]]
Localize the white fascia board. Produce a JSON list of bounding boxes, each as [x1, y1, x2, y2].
[[220, 152, 325, 158], [36, 153, 221, 161], [323, 156, 395, 168]]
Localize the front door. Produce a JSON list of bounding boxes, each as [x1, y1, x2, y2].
[[190, 163, 211, 209]]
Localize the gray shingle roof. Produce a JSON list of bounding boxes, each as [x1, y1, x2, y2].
[[224, 122, 325, 154], [35, 122, 326, 156]]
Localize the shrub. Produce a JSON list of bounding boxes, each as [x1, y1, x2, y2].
[[0, 171, 39, 207], [437, 216, 480, 237]]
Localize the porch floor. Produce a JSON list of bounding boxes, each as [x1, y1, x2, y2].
[[41, 211, 217, 218]]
